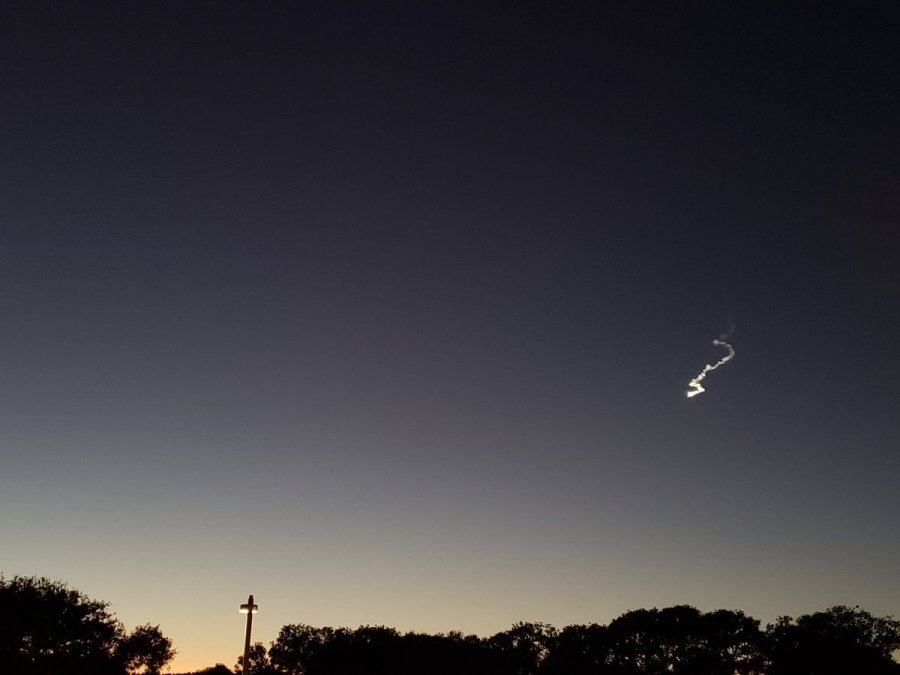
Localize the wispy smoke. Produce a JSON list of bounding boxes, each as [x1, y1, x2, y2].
[[686, 326, 735, 398]]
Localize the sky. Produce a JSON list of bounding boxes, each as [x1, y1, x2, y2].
[[1, 1, 899, 671]]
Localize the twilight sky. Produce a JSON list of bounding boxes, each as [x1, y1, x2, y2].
[[2, 2, 899, 671]]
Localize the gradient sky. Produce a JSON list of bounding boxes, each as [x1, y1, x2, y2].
[[2, 2, 899, 671]]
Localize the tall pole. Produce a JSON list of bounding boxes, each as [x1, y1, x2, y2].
[[241, 594, 256, 675]]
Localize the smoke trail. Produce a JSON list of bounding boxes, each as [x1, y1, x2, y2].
[[685, 328, 735, 398]]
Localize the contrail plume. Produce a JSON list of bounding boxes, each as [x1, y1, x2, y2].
[[686, 328, 735, 398]]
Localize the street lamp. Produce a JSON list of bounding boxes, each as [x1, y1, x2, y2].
[[238, 594, 258, 675]]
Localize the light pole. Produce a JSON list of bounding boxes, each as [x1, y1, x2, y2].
[[239, 594, 258, 675]]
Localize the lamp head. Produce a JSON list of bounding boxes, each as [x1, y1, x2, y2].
[[239, 594, 259, 614]]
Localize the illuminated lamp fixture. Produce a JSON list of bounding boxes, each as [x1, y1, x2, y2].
[[238, 594, 258, 675]]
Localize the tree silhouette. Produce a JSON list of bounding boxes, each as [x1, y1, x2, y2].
[[398, 631, 504, 675], [321, 625, 399, 675], [174, 665, 232, 675], [242, 604, 900, 675], [234, 642, 277, 675], [599, 605, 766, 674], [268, 624, 336, 675], [539, 623, 613, 675], [0, 575, 175, 675], [267, 624, 509, 675], [488, 621, 558, 675], [119, 624, 175, 675], [698, 609, 764, 675], [765, 605, 900, 675]]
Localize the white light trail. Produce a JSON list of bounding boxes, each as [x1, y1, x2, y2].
[[685, 328, 735, 398]]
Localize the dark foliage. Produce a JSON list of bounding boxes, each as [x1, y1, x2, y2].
[[267, 624, 508, 675], [5, 574, 896, 675], [119, 624, 176, 675], [173, 666, 232, 675], [0, 575, 175, 675], [254, 605, 899, 675], [766, 605, 900, 675], [234, 642, 278, 675]]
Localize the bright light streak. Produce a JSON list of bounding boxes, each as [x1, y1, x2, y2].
[[686, 329, 735, 398]]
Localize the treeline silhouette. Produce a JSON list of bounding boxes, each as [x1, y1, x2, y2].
[[4, 575, 898, 675], [223, 605, 900, 675]]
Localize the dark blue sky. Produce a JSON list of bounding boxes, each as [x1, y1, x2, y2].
[[2, 2, 898, 670]]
